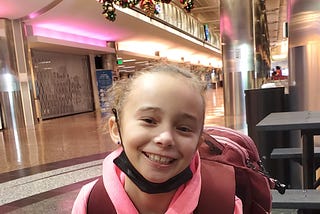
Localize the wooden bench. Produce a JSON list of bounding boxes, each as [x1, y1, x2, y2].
[[272, 189, 320, 210], [271, 147, 320, 188], [270, 147, 320, 166]]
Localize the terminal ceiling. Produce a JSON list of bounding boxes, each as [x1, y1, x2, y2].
[[1, 0, 287, 69]]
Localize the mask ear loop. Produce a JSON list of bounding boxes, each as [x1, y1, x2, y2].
[[112, 108, 123, 145]]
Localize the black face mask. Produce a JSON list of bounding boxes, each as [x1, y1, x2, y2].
[[113, 150, 193, 194]]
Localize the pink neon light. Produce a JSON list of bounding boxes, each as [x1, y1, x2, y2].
[[36, 23, 109, 41], [32, 25, 106, 47]]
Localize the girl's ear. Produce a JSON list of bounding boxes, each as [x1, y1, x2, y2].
[[108, 116, 121, 145]]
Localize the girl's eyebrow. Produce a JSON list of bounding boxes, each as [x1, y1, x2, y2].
[[135, 106, 162, 114], [135, 107, 198, 122], [179, 113, 198, 123]]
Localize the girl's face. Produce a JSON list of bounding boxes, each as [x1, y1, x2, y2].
[[119, 72, 204, 183]]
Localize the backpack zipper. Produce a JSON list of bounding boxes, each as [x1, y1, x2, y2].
[[213, 135, 250, 166]]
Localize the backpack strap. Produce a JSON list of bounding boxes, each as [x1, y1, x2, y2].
[[87, 161, 236, 214], [87, 177, 116, 214], [195, 159, 236, 214]]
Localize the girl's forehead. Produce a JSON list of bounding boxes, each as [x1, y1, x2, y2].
[[127, 72, 204, 107], [132, 73, 192, 94], [134, 72, 189, 85], [129, 72, 203, 101]]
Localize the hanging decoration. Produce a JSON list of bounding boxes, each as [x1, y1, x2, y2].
[[140, 0, 156, 17], [97, 0, 194, 22], [180, 0, 193, 12], [102, 1, 117, 21]]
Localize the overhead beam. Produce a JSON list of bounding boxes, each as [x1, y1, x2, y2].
[[201, 19, 220, 23], [191, 6, 219, 13]]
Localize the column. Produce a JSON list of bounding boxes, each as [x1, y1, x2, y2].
[[0, 19, 26, 129], [12, 20, 37, 127], [89, 54, 100, 112], [102, 53, 117, 71], [287, 0, 320, 189], [102, 41, 117, 71], [288, 0, 320, 111], [220, 0, 255, 130]]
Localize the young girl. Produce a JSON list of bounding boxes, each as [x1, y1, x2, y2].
[[72, 63, 242, 213]]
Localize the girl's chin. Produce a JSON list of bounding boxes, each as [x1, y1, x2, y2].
[[142, 173, 171, 184], [145, 176, 168, 184]]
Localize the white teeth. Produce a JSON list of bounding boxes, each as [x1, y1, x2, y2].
[[146, 153, 173, 164]]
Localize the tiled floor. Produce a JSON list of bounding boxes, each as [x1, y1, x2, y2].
[[0, 87, 296, 213]]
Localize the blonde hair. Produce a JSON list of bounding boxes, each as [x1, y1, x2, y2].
[[107, 63, 207, 125]]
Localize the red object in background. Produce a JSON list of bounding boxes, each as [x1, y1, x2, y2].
[[272, 76, 288, 80], [271, 66, 287, 80]]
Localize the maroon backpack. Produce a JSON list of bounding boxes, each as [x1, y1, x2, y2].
[[200, 126, 285, 213], [87, 126, 285, 213]]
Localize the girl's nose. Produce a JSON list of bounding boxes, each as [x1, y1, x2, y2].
[[153, 131, 174, 147]]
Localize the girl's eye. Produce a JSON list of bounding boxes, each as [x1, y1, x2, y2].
[[141, 118, 156, 124], [177, 126, 192, 133]]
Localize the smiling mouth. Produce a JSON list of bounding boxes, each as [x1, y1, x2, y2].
[[143, 152, 175, 165]]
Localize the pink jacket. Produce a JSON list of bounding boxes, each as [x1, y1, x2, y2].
[[72, 148, 243, 213]]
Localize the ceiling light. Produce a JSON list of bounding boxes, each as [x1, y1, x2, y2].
[[123, 59, 136, 62], [135, 61, 149, 64], [123, 66, 136, 69]]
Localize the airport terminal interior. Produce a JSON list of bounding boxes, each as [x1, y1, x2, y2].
[[1, 0, 320, 213]]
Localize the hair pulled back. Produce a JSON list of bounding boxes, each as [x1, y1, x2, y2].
[[107, 63, 207, 124]]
